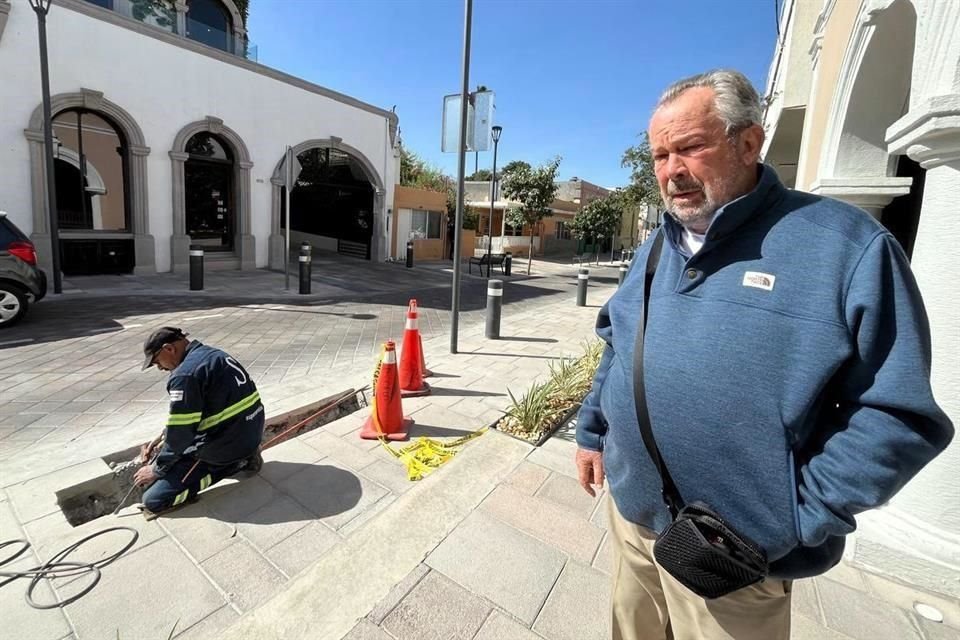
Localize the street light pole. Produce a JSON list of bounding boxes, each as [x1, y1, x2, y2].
[[484, 125, 502, 276], [449, 0, 473, 355], [29, 0, 62, 294]]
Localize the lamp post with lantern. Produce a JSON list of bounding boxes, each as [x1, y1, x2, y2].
[[28, 0, 63, 293], [484, 125, 502, 276]]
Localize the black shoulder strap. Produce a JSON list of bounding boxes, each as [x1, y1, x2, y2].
[[631, 231, 684, 518]]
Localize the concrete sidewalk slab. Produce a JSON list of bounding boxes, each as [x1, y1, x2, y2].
[[63, 537, 226, 639], [216, 431, 531, 640], [425, 510, 567, 625], [478, 484, 604, 563], [533, 560, 611, 640], [380, 570, 492, 640], [474, 611, 544, 640]]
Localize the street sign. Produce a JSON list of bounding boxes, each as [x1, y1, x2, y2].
[[442, 90, 494, 153]]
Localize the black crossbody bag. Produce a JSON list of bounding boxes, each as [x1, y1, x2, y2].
[[632, 233, 769, 599]]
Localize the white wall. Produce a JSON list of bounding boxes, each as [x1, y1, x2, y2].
[[0, 1, 396, 270]]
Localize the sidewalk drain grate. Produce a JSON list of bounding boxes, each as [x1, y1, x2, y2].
[[56, 388, 366, 527]]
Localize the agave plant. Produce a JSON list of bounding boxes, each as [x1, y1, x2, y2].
[[547, 357, 591, 406], [500, 381, 563, 437], [579, 339, 605, 378]]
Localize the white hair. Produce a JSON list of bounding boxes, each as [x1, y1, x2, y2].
[[657, 69, 762, 136]]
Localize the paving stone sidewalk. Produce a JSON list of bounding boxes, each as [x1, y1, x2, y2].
[[0, 257, 617, 464], [346, 419, 960, 640], [0, 273, 616, 640]]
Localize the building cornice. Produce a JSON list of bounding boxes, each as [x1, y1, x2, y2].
[[886, 95, 960, 169], [56, 0, 399, 128], [808, 177, 912, 209]]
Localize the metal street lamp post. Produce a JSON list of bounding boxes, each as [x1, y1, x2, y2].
[[484, 125, 502, 276], [29, 0, 63, 294]]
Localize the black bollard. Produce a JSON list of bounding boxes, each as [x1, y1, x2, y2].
[[299, 243, 312, 294], [406, 240, 414, 268], [576, 267, 588, 306], [504, 252, 512, 276], [485, 279, 503, 339], [189, 245, 203, 291], [618, 261, 628, 287]]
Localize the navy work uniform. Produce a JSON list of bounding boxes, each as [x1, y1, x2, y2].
[[142, 341, 265, 512]]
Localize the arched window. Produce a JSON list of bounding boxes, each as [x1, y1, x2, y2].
[[52, 109, 128, 232], [186, 0, 232, 53]]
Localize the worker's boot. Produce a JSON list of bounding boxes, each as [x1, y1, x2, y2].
[[239, 451, 263, 477]]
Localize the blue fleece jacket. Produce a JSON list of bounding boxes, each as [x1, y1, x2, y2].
[[576, 165, 953, 579]]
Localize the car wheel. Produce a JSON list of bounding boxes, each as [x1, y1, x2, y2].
[[0, 284, 28, 329]]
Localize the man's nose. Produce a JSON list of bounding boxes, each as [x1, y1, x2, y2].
[[665, 153, 689, 180]]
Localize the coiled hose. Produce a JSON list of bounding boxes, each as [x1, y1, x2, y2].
[[0, 527, 139, 609]]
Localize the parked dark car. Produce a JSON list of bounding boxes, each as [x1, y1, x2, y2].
[[0, 211, 47, 328]]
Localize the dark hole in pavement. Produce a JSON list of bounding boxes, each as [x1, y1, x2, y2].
[[56, 388, 366, 527]]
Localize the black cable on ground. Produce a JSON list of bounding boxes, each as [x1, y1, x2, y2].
[[0, 526, 139, 609]]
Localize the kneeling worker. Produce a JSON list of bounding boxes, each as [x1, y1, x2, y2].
[[134, 327, 264, 514]]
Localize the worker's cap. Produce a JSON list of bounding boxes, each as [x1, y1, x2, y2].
[[142, 327, 188, 370]]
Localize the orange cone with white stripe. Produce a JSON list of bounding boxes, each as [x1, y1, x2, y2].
[[399, 300, 431, 397], [360, 341, 412, 441], [419, 333, 433, 378]]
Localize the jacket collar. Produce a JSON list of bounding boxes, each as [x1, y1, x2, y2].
[[172, 340, 202, 375], [663, 164, 785, 253]]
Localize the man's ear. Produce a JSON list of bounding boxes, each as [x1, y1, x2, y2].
[[737, 124, 765, 166]]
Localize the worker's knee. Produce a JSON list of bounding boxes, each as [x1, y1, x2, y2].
[[141, 484, 173, 512]]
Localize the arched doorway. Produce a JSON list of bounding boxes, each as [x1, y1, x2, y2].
[[813, 0, 917, 216], [184, 132, 235, 253], [170, 116, 254, 271], [52, 109, 134, 275], [25, 89, 153, 275], [285, 147, 374, 259], [269, 140, 386, 267]]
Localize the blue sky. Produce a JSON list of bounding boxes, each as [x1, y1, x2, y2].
[[249, 0, 779, 188]]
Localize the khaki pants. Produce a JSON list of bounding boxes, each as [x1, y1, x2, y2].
[[609, 498, 792, 640]]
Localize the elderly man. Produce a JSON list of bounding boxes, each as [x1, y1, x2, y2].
[[575, 70, 953, 640], [134, 327, 264, 515]]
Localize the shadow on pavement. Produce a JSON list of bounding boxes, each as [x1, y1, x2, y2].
[[164, 463, 362, 523], [499, 336, 558, 343], [428, 386, 505, 398], [407, 422, 480, 439], [470, 351, 557, 360], [1, 260, 611, 350]]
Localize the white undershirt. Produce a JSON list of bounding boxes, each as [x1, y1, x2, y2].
[[681, 227, 708, 255]]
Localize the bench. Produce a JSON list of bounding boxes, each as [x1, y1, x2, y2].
[[469, 253, 507, 276]]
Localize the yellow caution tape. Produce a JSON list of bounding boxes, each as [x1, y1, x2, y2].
[[370, 345, 485, 481]]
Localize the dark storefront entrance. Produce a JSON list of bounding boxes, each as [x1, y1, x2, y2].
[[185, 133, 236, 252]]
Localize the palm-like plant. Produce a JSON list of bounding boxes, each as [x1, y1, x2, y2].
[[548, 357, 591, 406], [501, 381, 563, 436]]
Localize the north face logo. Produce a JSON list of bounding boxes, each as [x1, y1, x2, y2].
[[742, 271, 776, 291]]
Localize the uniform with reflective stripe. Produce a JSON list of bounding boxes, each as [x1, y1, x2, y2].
[[153, 341, 264, 475]]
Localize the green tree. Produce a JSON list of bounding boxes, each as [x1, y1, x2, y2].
[[569, 194, 625, 259], [621, 132, 660, 207], [501, 160, 532, 177], [502, 158, 561, 275], [400, 148, 458, 217], [467, 169, 493, 181]]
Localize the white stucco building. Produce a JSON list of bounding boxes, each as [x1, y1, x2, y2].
[[763, 0, 959, 599], [0, 0, 399, 275]]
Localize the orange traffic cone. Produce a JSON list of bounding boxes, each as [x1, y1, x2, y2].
[[399, 300, 431, 397], [419, 333, 433, 378], [409, 300, 433, 377], [360, 341, 412, 441]]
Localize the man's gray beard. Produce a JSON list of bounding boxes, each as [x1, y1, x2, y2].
[[669, 201, 718, 230], [667, 174, 738, 230]]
